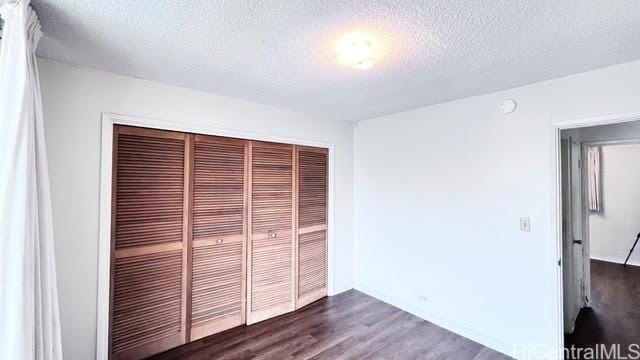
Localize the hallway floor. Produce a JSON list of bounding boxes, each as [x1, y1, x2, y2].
[[565, 259, 640, 357]]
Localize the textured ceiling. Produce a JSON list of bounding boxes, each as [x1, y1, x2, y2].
[[31, 0, 640, 121]]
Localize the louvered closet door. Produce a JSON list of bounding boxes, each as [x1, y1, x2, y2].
[[296, 146, 328, 308], [190, 135, 247, 340], [111, 126, 190, 360], [247, 141, 295, 324]]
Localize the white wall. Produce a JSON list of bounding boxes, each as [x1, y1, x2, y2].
[[589, 144, 640, 266], [38, 59, 354, 360], [353, 59, 640, 358]]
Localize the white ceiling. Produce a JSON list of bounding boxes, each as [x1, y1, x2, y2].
[[31, 0, 640, 121]]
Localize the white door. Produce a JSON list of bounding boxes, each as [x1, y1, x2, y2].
[[570, 141, 586, 312], [562, 137, 586, 334]]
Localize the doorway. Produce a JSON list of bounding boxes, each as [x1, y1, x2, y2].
[[558, 120, 640, 358]]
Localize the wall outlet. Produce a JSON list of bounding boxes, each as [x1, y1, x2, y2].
[[520, 217, 531, 232], [418, 294, 429, 303]]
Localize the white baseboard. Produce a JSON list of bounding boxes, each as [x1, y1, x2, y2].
[[330, 283, 353, 296], [353, 282, 514, 358], [590, 254, 640, 267]]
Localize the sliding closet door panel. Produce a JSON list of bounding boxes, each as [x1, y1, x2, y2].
[[247, 142, 295, 324], [190, 135, 247, 340], [296, 146, 328, 308], [111, 126, 189, 360]]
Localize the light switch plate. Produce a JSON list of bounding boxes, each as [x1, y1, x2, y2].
[[520, 217, 531, 232]]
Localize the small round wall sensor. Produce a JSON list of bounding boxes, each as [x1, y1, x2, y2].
[[499, 99, 517, 114]]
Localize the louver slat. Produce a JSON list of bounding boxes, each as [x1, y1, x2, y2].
[[190, 135, 247, 340], [247, 142, 295, 324], [298, 149, 327, 228], [114, 132, 185, 249], [296, 146, 328, 308], [111, 126, 188, 360]]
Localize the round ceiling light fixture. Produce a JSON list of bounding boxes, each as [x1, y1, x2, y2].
[[334, 32, 384, 70], [499, 99, 517, 114]]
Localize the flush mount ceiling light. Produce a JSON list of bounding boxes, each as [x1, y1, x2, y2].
[[334, 32, 384, 70], [499, 99, 517, 114]]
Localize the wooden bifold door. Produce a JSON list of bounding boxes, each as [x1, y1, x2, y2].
[[110, 125, 327, 359], [190, 135, 248, 340], [247, 142, 295, 324], [296, 146, 328, 308], [110, 127, 190, 359]]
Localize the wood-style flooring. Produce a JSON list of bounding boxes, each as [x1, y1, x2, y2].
[[565, 260, 640, 357], [150, 290, 511, 360]]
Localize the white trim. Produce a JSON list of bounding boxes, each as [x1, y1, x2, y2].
[[550, 110, 640, 360], [549, 124, 564, 359], [353, 283, 514, 358], [96, 117, 113, 360], [552, 110, 640, 129], [582, 138, 640, 147], [96, 112, 337, 360], [332, 283, 353, 295], [590, 255, 640, 268]]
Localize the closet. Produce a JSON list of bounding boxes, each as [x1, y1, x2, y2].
[[110, 125, 328, 360]]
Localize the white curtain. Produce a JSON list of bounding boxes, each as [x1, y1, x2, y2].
[[0, 1, 64, 359], [587, 146, 601, 212]]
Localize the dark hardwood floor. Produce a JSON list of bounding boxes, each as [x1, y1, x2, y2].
[[565, 260, 640, 357], [150, 290, 510, 360]]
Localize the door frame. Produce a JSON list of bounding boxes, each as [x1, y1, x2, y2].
[[551, 110, 640, 358], [96, 112, 337, 360]]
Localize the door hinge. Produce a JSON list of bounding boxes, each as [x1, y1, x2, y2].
[[578, 159, 582, 169], [558, 259, 562, 267]]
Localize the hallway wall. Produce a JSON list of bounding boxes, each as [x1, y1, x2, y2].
[[589, 144, 640, 266]]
